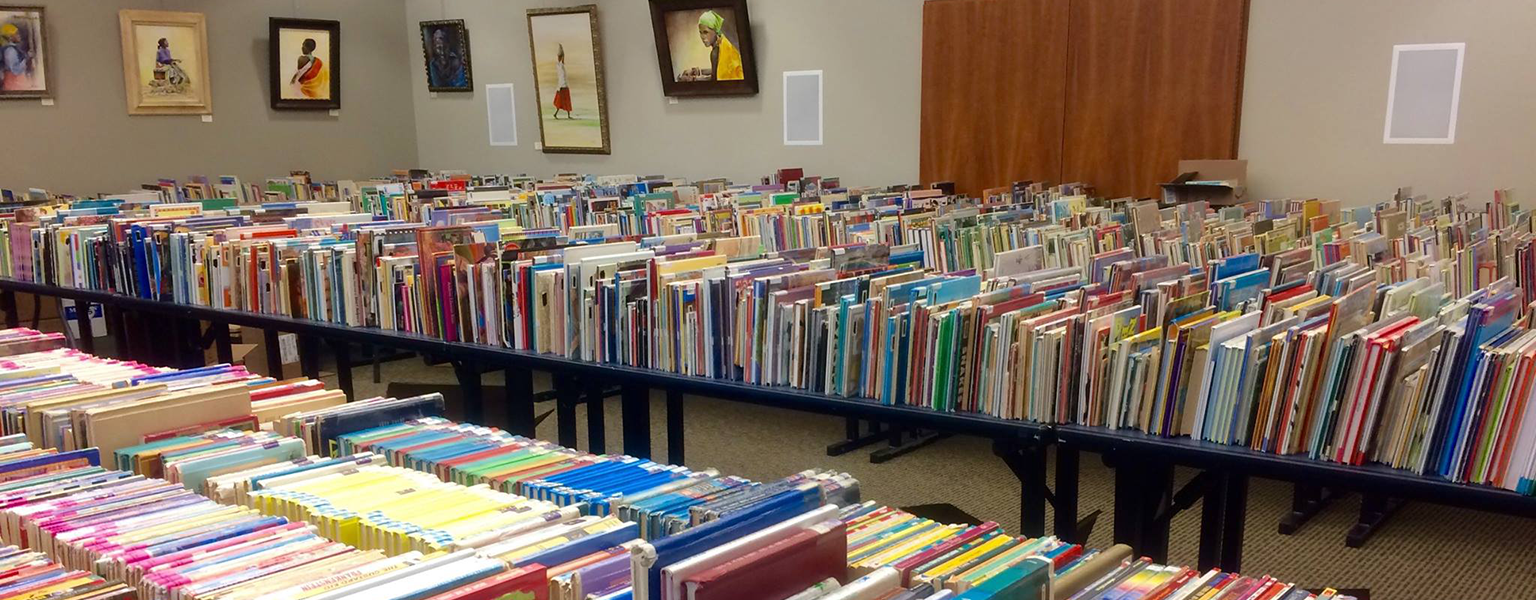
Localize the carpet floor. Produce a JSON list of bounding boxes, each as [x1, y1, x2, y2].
[[334, 358, 1536, 600]]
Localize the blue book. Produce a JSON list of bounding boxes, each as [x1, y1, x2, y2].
[[0, 447, 100, 478]]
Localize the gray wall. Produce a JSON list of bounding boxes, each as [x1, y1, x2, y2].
[[1239, 0, 1536, 205], [0, 0, 419, 196], [405, 0, 922, 188], [7, 0, 1533, 204]]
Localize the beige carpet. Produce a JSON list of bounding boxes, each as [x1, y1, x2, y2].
[[339, 360, 1536, 600]]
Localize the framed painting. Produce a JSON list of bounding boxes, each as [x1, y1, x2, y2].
[[269, 17, 340, 110], [117, 9, 212, 115], [420, 19, 471, 92], [1, 5, 49, 99], [526, 5, 610, 154], [647, 0, 758, 97]]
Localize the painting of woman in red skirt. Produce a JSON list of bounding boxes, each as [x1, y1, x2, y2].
[[551, 43, 573, 119], [527, 5, 608, 153]]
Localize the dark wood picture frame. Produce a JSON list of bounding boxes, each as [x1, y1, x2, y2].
[[526, 5, 610, 155], [647, 0, 758, 97], [0, 5, 51, 99], [268, 17, 340, 110], [419, 19, 472, 93]]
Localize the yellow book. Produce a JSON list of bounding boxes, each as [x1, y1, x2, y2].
[[845, 513, 918, 548], [855, 525, 962, 571], [655, 254, 727, 277], [13, 574, 100, 600], [915, 533, 1014, 584], [848, 520, 940, 564]]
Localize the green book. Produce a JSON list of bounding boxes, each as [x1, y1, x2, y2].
[[199, 197, 237, 211]]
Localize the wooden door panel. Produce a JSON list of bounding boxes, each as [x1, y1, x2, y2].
[[920, 0, 1070, 199], [1060, 0, 1250, 198]]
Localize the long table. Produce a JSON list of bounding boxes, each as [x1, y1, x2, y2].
[[6, 277, 1536, 572]]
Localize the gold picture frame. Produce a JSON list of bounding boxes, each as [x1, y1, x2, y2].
[[117, 9, 212, 115], [526, 5, 610, 154]]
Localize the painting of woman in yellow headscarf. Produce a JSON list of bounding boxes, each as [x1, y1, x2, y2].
[[0, 6, 49, 98], [648, 0, 757, 96]]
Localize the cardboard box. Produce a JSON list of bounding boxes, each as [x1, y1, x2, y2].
[[237, 327, 301, 377], [13, 293, 60, 321], [1161, 159, 1247, 206], [9, 293, 63, 334]]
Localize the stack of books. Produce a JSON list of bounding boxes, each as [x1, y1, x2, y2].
[[0, 356, 348, 464], [0, 544, 133, 599], [0, 328, 65, 357]]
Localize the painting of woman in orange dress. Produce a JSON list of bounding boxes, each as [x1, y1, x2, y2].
[[270, 18, 339, 109], [289, 37, 327, 98]]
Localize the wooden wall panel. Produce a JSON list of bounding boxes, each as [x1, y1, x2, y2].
[[920, 0, 1069, 199], [1060, 0, 1250, 198]]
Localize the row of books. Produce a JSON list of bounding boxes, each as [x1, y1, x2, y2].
[[5, 170, 1536, 492], [12, 169, 1532, 491]]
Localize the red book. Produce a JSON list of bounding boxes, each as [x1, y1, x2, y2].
[[141, 415, 260, 442], [1050, 544, 1083, 570], [682, 521, 846, 600], [435, 441, 533, 480], [424, 565, 548, 600], [250, 380, 325, 401]]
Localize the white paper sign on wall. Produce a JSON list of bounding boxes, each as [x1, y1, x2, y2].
[[783, 70, 824, 146], [1384, 43, 1465, 144], [486, 83, 518, 147]]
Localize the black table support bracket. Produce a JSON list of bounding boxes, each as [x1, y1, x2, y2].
[[213, 322, 233, 364], [330, 340, 354, 400], [452, 360, 485, 425], [1346, 494, 1404, 548], [1054, 445, 1085, 544], [0, 289, 16, 329], [553, 375, 580, 448], [1278, 484, 1339, 535], [666, 390, 685, 465], [73, 301, 94, 354], [585, 383, 608, 454], [1220, 472, 1249, 571], [621, 383, 651, 459], [871, 428, 947, 464], [828, 418, 888, 456], [993, 434, 1054, 539], [104, 305, 127, 359], [1195, 470, 1250, 572], [1110, 453, 1175, 563], [263, 329, 283, 379], [299, 335, 322, 380], [505, 366, 537, 437]]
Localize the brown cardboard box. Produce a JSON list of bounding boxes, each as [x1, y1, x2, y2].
[[14, 293, 60, 321], [1160, 159, 1247, 206], [11, 293, 64, 334], [239, 327, 301, 377]]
